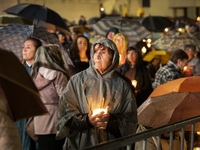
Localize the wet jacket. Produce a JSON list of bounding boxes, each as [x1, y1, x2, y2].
[[56, 38, 138, 149]]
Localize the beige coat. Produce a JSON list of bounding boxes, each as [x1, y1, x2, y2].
[[34, 69, 68, 135]]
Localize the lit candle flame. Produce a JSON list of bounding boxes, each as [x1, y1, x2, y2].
[[183, 66, 187, 71], [141, 46, 147, 53], [92, 108, 107, 116], [178, 28, 182, 32], [132, 80, 137, 88], [142, 39, 146, 42], [164, 28, 169, 32]]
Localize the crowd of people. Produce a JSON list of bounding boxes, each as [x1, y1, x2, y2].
[[1, 16, 200, 150]]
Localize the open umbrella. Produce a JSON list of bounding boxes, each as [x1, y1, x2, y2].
[[143, 50, 172, 64], [69, 25, 92, 33], [152, 32, 200, 52], [0, 14, 32, 25], [4, 3, 70, 35], [138, 76, 200, 131], [141, 16, 175, 32], [91, 16, 150, 43], [0, 48, 48, 121], [0, 23, 73, 65]]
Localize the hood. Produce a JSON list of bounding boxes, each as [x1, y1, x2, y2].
[[90, 38, 119, 78], [120, 46, 143, 74], [105, 27, 119, 38], [31, 44, 70, 81]]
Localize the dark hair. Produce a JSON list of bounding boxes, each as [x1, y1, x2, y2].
[[69, 35, 90, 61], [170, 49, 188, 64], [126, 46, 143, 68], [184, 44, 196, 52], [25, 37, 42, 49], [94, 43, 115, 60]]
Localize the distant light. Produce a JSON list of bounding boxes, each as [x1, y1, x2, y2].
[[100, 7, 104, 11], [164, 28, 169, 32], [147, 43, 151, 48], [197, 131, 200, 135], [178, 28, 182, 32], [147, 38, 151, 43], [141, 46, 147, 53], [142, 39, 146, 42], [197, 16, 200, 21]]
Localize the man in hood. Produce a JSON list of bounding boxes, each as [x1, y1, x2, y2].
[[56, 38, 138, 149]]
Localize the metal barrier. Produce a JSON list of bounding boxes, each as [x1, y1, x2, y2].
[[83, 115, 200, 150]]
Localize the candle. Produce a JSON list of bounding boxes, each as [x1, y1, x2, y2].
[[92, 108, 107, 116], [132, 80, 137, 88], [183, 66, 187, 71]]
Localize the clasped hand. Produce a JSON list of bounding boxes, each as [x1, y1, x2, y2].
[[88, 106, 110, 129]]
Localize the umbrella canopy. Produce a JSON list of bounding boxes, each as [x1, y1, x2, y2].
[[138, 76, 200, 131], [0, 48, 48, 121], [0, 14, 32, 25], [70, 25, 92, 33], [152, 32, 200, 52], [143, 50, 172, 64], [141, 16, 175, 32], [91, 16, 150, 43], [0, 23, 72, 65], [4, 3, 70, 35]]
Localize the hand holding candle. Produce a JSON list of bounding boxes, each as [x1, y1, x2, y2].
[[88, 106, 110, 129]]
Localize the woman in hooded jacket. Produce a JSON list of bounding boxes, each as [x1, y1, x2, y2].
[[56, 38, 138, 149], [118, 46, 153, 107], [30, 44, 70, 150]]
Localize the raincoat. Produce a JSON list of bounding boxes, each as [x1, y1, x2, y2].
[[56, 38, 138, 149]]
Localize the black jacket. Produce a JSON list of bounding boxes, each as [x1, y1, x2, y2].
[[118, 47, 153, 107]]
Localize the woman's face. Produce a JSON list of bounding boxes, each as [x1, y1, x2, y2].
[[115, 35, 124, 53], [77, 37, 88, 52], [93, 44, 113, 74], [127, 49, 137, 64], [107, 32, 115, 41], [22, 40, 37, 61]]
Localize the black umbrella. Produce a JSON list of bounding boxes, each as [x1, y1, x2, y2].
[[4, 3, 70, 34], [141, 16, 175, 32], [0, 48, 48, 121]]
